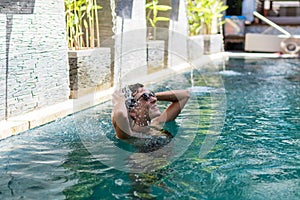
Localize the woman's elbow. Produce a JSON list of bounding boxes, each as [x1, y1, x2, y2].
[[184, 90, 190, 99]]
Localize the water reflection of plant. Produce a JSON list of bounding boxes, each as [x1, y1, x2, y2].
[[64, 0, 102, 50], [60, 131, 169, 199], [146, 0, 171, 40], [61, 140, 110, 199]]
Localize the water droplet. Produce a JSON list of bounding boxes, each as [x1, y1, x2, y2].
[[115, 179, 123, 186]]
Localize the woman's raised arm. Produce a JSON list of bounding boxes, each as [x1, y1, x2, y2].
[[111, 90, 133, 139], [153, 90, 190, 123]]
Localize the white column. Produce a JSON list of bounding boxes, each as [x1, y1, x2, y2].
[[114, 0, 147, 88], [168, 0, 189, 69]]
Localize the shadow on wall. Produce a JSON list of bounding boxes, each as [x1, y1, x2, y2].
[[116, 0, 133, 19], [0, 0, 35, 14], [0, 0, 36, 120]]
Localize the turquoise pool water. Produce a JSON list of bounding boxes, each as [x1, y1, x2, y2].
[[0, 58, 299, 199]]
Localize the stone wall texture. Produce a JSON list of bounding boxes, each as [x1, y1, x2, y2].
[[0, 0, 69, 120], [98, 0, 113, 43], [69, 48, 111, 96], [0, 15, 6, 120]]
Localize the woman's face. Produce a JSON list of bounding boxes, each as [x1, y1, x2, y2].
[[133, 87, 161, 120]]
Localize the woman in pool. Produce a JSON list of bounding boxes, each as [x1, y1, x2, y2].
[[111, 83, 190, 140]]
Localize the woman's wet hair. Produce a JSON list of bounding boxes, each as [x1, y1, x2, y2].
[[128, 83, 144, 96], [122, 83, 144, 110]]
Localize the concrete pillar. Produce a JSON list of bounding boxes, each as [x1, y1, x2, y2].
[[168, 0, 189, 68], [114, 0, 147, 88]]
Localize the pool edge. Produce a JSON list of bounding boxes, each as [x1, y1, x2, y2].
[[2, 51, 296, 140], [0, 87, 115, 140]]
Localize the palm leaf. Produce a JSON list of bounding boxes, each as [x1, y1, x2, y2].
[[156, 5, 171, 11], [156, 17, 170, 22]]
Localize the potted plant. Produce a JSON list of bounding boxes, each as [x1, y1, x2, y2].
[[145, 0, 171, 72], [187, 0, 228, 54], [64, 0, 111, 98]]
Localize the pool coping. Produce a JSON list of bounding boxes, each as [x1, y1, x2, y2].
[[226, 51, 300, 59], [0, 87, 115, 140], [1, 51, 298, 140]]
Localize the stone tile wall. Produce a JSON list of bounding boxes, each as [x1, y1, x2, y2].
[[98, 0, 113, 43], [0, 16, 6, 120], [68, 48, 111, 98], [0, 0, 69, 120]]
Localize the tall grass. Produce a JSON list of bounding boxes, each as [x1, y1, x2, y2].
[[65, 0, 102, 50]]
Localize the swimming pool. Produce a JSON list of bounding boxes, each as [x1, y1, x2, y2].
[[0, 58, 299, 199]]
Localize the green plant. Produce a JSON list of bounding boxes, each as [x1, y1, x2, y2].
[[65, 0, 102, 50], [146, 0, 171, 40], [187, 0, 228, 36]]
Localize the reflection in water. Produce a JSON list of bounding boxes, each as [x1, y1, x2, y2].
[[59, 70, 217, 199], [60, 130, 175, 199], [0, 58, 299, 199]]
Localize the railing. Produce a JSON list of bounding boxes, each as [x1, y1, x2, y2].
[[253, 11, 291, 36]]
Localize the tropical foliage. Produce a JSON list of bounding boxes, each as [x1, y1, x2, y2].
[[187, 0, 228, 36], [146, 0, 172, 40], [65, 0, 102, 50]]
